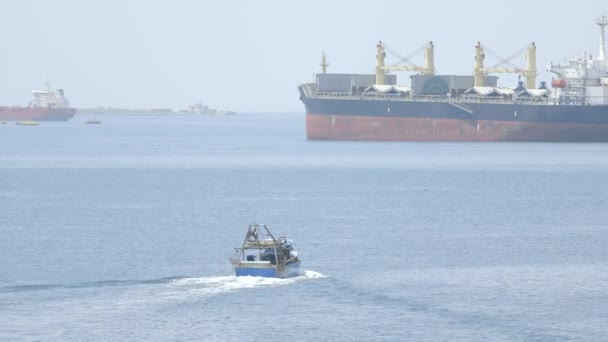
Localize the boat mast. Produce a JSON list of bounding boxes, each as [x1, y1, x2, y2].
[[320, 51, 329, 74], [597, 13, 608, 61]]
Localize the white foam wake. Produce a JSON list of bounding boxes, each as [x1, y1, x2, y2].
[[300, 270, 327, 279], [167, 270, 327, 298]]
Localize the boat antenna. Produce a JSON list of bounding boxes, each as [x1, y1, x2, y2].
[[320, 51, 329, 74], [596, 12, 608, 61]]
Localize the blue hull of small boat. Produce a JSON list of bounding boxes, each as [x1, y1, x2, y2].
[[235, 261, 301, 278]]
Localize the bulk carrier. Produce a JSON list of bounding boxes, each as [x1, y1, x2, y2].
[[298, 14, 608, 141], [0, 84, 76, 121]]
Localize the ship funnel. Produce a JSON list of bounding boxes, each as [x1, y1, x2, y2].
[[474, 42, 485, 87], [526, 42, 537, 89], [597, 13, 608, 61], [376, 40, 386, 85], [424, 41, 435, 75]]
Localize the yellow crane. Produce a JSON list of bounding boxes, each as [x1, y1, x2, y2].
[[375, 41, 436, 85], [474, 42, 537, 89]]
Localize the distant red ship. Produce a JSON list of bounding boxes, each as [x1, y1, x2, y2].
[[0, 84, 76, 121]]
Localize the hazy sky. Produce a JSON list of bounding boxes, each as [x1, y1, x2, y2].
[[0, 0, 606, 111]]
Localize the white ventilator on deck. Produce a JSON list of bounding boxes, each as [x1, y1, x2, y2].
[[473, 42, 537, 88], [597, 13, 608, 61]]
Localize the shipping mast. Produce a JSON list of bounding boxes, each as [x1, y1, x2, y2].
[[597, 13, 608, 61], [320, 51, 329, 74]]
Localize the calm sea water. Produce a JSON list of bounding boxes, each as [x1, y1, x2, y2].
[[1, 113, 608, 341]]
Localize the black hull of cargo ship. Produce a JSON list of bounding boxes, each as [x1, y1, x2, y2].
[[299, 92, 608, 141]]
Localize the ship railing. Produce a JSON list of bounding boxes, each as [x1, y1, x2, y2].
[[303, 84, 319, 98], [315, 91, 357, 98], [314, 92, 406, 99], [310, 91, 558, 106], [411, 95, 452, 102], [361, 93, 410, 99], [451, 96, 552, 105]]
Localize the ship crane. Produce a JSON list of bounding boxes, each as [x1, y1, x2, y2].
[[375, 41, 435, 85], [474, 42, 537, 88]]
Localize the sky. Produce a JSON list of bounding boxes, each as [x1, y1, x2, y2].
[[0, 0, 606, 112]]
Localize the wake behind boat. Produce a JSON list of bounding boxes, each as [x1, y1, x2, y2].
[[230, 224, 301, 278]]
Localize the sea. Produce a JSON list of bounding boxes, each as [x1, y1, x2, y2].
[[1, 113, 607, 341]]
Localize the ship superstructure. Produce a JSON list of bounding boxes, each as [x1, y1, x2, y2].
[[547, 14, 608, 106], [30, 83, 71, 109], [298, 14, 608, 141]]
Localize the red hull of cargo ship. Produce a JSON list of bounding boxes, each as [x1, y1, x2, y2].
[[0, 107, 76, 121], [307, 113, 608, 142]]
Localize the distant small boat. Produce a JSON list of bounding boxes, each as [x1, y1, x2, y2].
[[85, 119, 102, 125], [230, 223, 301, 278], [16, 121, 39, 126]]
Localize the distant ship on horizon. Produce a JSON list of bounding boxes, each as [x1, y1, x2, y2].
[[180, 102, 237, 116], [0, 83, 76, 121]]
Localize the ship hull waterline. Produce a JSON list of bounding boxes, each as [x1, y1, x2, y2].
[[306, 113, 608, 142], [0, 108, 77, 121], [234, 261, 301, 278]]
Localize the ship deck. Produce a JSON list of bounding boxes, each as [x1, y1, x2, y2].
[[300, 84, 605, 107]]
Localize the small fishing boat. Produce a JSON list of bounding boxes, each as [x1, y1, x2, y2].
[[230, 223, 301, 278], [85, 119, 102, 125]]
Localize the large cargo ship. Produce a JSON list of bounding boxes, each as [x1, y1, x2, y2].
[[298, 15, 608, 142], [0, 84, 76, 121]]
